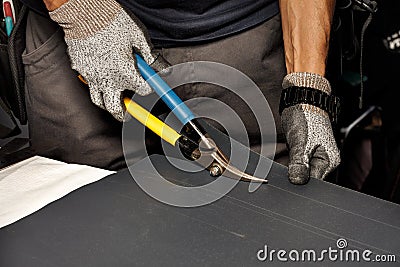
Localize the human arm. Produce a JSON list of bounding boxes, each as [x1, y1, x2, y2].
[[43, 0, 67, 11], [279, 0, 335, 75], [279, 0, 340, 184]]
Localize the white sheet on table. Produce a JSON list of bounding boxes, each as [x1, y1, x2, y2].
[[0, 156, 115, 228]]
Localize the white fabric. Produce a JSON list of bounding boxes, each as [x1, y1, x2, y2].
[[0, 156, 115, 228]]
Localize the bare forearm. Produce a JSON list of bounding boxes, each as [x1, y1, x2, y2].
[[279, 0, 335, 76], [43, 0, 68, 11]]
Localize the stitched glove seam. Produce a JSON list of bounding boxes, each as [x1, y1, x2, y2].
[[282, 72, 331, 94]]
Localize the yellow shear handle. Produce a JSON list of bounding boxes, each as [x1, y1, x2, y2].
[[79, 75, 180, 146], [124, 98, 181, 146]]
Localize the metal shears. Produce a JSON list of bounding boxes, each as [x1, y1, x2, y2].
[[125, 54, 267, 183]]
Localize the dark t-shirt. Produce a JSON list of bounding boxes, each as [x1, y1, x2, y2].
[[20, 0, 279, 47]]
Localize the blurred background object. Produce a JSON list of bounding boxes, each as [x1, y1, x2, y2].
[[328, 0, 400, 204]]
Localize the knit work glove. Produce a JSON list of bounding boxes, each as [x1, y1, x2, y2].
[[50, 0, 169, 121], [281, 73, 340, 185]]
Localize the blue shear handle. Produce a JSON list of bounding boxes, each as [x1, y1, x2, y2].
[[135, 54, 195, 125]]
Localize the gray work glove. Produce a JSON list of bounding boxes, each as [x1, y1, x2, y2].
[[281, 73, 340, 185], [50, 0, 169, 121]]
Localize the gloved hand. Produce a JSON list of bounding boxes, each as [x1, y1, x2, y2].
[[49, 0, 169, 121], [281, 73, 340, 185]]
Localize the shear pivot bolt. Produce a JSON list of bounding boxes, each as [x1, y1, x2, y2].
[[209, 164, 222, 177]]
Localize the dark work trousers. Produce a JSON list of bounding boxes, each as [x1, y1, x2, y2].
[[23, 12, 126, 170], [23, 10, 287, 170]]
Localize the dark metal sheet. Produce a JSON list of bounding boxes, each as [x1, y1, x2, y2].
[[0, 151, 399, 266]]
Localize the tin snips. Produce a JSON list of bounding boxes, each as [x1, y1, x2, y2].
[[124, 54, 267, 183]]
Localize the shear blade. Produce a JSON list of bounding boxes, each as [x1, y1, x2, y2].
[[195, 143, 267, 183], [210, 151, 267, 183]]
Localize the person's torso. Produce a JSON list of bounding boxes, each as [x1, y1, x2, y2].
[[118, 0, 279, 47], [19, 0, 279, 47]]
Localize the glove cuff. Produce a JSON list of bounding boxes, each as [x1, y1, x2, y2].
[[49, 0, 122, 39], [282, 72, 331, 95]]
